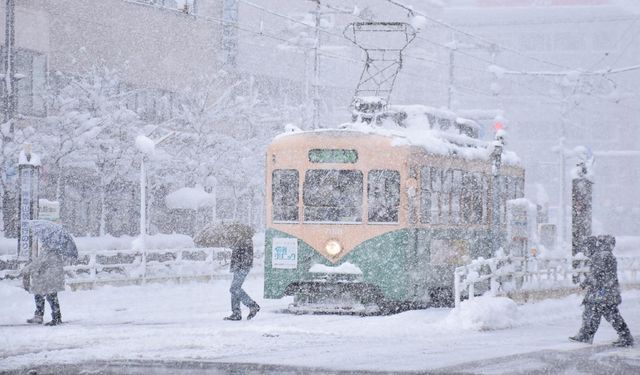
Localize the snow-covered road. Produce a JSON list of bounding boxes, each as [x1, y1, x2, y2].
[[1, 277, 638, 374]]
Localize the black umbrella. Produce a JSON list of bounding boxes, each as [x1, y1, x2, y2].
[[29, 220, 78, 259], [194, 222, 254, 249]]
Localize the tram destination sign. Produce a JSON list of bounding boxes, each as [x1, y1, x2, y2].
[[308, 149, 358, 164]]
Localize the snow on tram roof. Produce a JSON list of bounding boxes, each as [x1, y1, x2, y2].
[[275, 121, 521, 166]]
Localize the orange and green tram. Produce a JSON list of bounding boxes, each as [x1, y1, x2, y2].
[[264, 129, 524, 313]]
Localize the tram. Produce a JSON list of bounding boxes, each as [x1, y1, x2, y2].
[[263, 106, 525, 313]]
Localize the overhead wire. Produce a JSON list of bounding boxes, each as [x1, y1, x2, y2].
[[237, 0, 356, 46], [449, 15, 640, 27], [311, 1, 604, 107], [386, 0, 573, 70], [588, 17, 640, 70], [411, 28, 640, 112], [203, 1, 640, 113], [386, 0, 640, 76], [237, 0, 638, 103]]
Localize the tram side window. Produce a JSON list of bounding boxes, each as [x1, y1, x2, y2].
[[419, 167, 431, 224], [441, 170, 453, 224], [462, 172, 483, 224], [368, 170, 400, 223], [450, 170, 463, 224], [431, 168, 443, 224], [420, 167, 443, 224], [272, 169, 299, 222], [303, 169, 363, 223], [481, 174, 489, 224]]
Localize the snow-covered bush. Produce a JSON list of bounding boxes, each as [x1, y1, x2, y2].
[[445, 295, 520, 331]]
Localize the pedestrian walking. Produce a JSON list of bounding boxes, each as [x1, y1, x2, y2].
[[570, 235, 634, 347], [223, 223, 260, 321], [21, 220, 78, 326]]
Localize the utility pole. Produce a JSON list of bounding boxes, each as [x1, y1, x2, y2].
[[310, 0, 321, 130], [558, 134, 566, 252], [221, 0, 239, 67], [558, 79, 580, 253], [4, 0, 16, 132], [447, 41, 455, 109]]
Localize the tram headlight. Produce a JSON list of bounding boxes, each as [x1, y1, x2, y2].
[[325, 240, 342, 256]]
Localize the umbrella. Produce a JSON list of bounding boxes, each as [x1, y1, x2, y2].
[[194, 222, 254, 249], [29, 220, 78, 259]]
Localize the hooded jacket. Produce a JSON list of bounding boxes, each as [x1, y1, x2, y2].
[[582, 235, 621, 306]]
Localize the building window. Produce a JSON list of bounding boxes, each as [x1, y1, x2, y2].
[[131, 1, 195, 14], [123, 87, 176, 123], [0, 47, 47, 117]]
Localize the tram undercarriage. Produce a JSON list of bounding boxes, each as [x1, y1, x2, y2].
[[283, 272, 385, 315], [283, 279, 454, 315]]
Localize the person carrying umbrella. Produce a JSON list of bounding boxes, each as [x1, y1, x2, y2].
[[20, 220, 78, 326], [223, 223, 260, 321], [195, 222, 260, 321]]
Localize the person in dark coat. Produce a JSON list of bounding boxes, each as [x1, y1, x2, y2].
[[570, 235, 634, 347], [20, 245, 65, 326], [223, 224, 260, 321]]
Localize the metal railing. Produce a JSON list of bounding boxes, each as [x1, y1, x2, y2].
[[1, 247, 238, 289], [454, 254, 640, 307]]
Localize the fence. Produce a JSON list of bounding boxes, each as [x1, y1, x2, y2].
[[454, 254, 640, 307], [1, 247, 239, 290]]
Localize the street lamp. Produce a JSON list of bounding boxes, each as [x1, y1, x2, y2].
[[135, 131, 174, 250]]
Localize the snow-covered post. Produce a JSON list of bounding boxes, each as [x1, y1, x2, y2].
[[141, 157, 146, 240], [135, 135, 156, 252], [17, 144, 40, 260], [454, 267, 462, 308], [571, 146, 593, 283]]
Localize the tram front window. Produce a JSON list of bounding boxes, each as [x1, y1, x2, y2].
[[272, 169, 299, 222], [303, 169, 363, 223]]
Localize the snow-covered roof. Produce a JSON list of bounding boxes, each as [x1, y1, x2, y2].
[[275, 114, 521, 166]]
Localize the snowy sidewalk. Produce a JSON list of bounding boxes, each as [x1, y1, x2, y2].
[[1, 277, 639, 374]]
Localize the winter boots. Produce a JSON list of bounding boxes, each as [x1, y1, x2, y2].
[[224, 313, 242, 321], [28, 313, 62, 326], [612, 336, 634, 347], [569, 334, 634, 347], [224, 304, 260, 321], [568, 335, 593, 344], [26, 315, 43, 324], [45, 314, 63, 326], [247, 304, 260, 320]]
